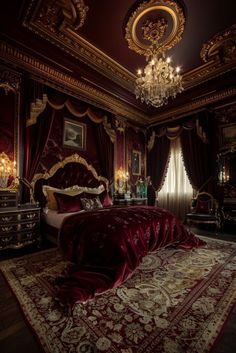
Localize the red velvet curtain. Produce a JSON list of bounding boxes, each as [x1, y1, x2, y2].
[[180, 127, 213, 192], [95, 122, 114, 186], [147, 135, 170, 191], [25, 104, 55, 181]]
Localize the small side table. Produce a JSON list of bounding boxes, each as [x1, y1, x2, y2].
[[0, 204, 40, 250], [113, 198, 147, 206]]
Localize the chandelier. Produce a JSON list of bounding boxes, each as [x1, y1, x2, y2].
[[125, 0, 186, 108], [135, 48, 183, 108]]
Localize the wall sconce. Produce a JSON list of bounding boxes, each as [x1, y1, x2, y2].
[[0, 152, 17, 189], [115, 167, 130, 195]]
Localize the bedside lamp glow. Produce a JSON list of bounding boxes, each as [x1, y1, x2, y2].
[[0, 152, 16, 189]]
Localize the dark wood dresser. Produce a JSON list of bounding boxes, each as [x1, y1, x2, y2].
[[0, 204, 40, 250], [0, 190, 18, 208]]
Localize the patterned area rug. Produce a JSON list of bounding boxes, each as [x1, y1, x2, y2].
[[1, 236, 236, 353]]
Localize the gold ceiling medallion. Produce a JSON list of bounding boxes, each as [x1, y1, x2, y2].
[[142, 18, 168, 43], [201, 24, 236, 64], [141, 18, 168, 57], [125, 0, 185, 56], [127, 1, 185, 108]]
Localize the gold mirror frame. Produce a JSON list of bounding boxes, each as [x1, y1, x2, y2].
[[0, 67, 21, 190]]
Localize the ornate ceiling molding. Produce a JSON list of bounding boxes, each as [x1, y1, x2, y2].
[[1, 39, 236, 127], [183, 25, 236, 89], [149, 87, 236, 124], [125, 0, 185, 56], [0, 67, 21, 94], [59, 0, 89, 30], [201, 24, 236, 63], [21, 0, 236, 104], [0, 40, 149, 125], [22, 0, 135, 92]]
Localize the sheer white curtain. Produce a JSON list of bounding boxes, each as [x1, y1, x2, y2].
[[157, 137, 193, 220]]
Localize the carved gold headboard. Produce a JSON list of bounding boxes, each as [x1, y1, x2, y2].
[[32, 154, 109, 206]]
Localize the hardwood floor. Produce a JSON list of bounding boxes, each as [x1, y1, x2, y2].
[[0, 241, 54, 353], [0, 229, 235, 353]]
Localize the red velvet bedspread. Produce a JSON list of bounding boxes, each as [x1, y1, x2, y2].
[[56, 206, 205, 305]]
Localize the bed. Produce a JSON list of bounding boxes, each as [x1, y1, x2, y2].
[[32, 154, 111, 244], [32, 154, 205, 306]]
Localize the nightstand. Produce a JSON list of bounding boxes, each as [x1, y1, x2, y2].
[[132, 197, 147, 205], [113, 198, 147, 206], [0, 204, 40, 250]]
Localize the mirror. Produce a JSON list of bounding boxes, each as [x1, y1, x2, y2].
[[217, 148, 236, 185], [0, 66, 21, 190]]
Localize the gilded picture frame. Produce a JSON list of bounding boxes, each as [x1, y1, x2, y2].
[[132, 150, 141, 175], [219, 123, 236, 150], [63, 118, 86, 151]]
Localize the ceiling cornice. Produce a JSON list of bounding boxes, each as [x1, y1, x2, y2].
[[22, 0, 236, 106], [1, 39, 236, 127], [0, 40, 149, 125], [149, 86, 236, 125], [22, 0, 135, 92]]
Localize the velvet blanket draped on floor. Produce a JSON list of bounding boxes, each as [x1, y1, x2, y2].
[[57, 206, 205, 305]]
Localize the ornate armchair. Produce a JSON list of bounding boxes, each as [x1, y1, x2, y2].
[[185, 192, 222, 231]]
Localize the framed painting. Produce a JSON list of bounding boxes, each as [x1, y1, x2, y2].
[[132, 150, 141, 175], [63, 118, 86, 150], [219, 123, 236, 150]]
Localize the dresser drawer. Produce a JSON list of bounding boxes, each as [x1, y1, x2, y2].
[[0, 210, 40, 224], [0, 199, 17, 208], [0, 204, 41, 250], [20, 210, 40, 221], [0, 220, 39, 233], [0, 230, 39, 249], [20, 220, 39, 231], [0, 213, 18, 223], [0, 191, 17, 208], [0, 223, 18, 233]]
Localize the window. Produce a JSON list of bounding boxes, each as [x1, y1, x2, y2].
[[158, 138, 193, 220]]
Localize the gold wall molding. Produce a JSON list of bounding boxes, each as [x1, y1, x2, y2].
[[115, 117, 127, 133], [0, 68, 21, 94], [27, 93, 48, 127], [0, 66, 21, 180], [103, 116, 116, 143]]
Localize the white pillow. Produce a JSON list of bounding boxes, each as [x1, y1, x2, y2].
[[83, 184, 105, 195], [64, 184, 105, 195], [42, 185, 84, 210]]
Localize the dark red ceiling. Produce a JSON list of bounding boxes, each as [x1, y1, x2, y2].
[[1, 0, 236, 75], [77, 0, 236, 74]]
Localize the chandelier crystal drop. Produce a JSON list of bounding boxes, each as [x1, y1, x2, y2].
[[135, 51, 184, 108]]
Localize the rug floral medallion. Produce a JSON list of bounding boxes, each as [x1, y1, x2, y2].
[[1, 236, 236, 353]]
